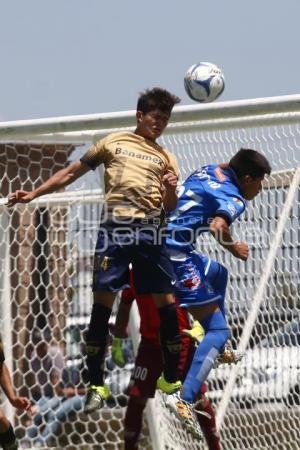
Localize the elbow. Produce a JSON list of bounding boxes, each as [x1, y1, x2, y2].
[[209, 221, 228, 238], [209, 222, 219, 236]]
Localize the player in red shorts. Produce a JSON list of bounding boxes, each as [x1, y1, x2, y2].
[[112, 278, 221, 450]]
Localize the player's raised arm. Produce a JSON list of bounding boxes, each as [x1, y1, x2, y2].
[[6, 160, 90, 207], [209, 215, 249, 261]]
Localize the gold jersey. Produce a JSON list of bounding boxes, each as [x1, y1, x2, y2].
[[81, 131, 179, 219]]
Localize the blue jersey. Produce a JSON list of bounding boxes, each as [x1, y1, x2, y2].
[[166, 164, 246, 252]]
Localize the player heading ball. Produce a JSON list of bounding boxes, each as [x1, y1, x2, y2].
[[7, 87, 186, 413]]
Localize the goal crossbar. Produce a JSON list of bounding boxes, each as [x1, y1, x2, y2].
[[1, 94, 300, 139], [2, 111, 299, 143]]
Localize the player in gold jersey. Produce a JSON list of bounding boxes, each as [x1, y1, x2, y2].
[[7, 88, 183, 413]]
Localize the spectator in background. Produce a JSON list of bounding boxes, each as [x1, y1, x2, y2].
[[0, 334, 34, 450], [26, 330, 85, 447]]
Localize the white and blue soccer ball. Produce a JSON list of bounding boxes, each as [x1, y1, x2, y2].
[[184, 62, 225, 103]]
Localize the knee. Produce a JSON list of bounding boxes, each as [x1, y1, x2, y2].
[[165, 335, 182, 354], [218, 264, 228, 285], [0, 409, 6, 423], [208, 261, 228, 288], [201, 309, 228, 338], [0, 414, 9, 433]]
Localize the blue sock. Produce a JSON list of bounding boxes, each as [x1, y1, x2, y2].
[[181, 310, 229, 404]]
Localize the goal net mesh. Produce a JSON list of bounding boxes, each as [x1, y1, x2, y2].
[[0, 98, 299, 450]]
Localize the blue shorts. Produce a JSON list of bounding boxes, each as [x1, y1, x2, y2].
[[170, 251, 228, 308], [93, 224, 176, 294]]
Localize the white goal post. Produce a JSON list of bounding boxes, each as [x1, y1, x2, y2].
[[0, 94, 300, 450]]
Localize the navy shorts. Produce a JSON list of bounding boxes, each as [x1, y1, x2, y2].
[[92, 224, 176, 294], [170, 251, 228, 308]]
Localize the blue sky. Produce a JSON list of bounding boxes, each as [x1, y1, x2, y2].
[[1, 0, 300, 120]]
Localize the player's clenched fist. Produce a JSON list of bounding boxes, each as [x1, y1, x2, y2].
[[10, 395, 35, 415], [6, 190, 34, 207], [232, 241, 249, 261], [162, 171, 178, 191]]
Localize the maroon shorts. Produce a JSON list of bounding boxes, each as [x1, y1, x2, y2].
[[127, 338, 163, 399], [127, 336, 207, 399]]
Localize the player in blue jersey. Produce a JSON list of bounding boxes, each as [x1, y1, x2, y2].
[[159, 149, 271, 433]]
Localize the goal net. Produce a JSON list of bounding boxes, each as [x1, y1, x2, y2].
[[0, 95, 299, 450]]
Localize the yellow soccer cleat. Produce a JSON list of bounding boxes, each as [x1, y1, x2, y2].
[[156, 374, 182, 394], [84, 384, 111, 414]]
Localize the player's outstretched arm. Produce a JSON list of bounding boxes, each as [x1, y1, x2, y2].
[[0, 362, 34, 414], [209, 215, 249, 261], [6, 160, 90, 207]]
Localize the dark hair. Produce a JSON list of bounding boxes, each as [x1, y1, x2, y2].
[[229, 148, 271, 179], [137, 87, 181, 115]]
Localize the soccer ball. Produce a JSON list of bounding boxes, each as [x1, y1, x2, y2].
[[184, 62, 225, 103]]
